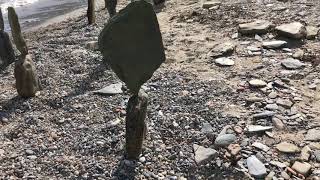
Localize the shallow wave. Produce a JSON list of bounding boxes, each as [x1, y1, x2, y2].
[[0, 0, 41, 13]]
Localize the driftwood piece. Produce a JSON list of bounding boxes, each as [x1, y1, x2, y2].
[[125, 91, 148, 160], [8, 7, 28, 56], [14, 54, 39, 97], [87, 0, 96, 24]]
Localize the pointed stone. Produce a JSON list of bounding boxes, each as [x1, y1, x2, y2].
[[8, 7, 28, 56], [202, 0, 221, 9], [99, 1, 165, 94], [281, 58, 305, 70], [93, 83, 123, 95]]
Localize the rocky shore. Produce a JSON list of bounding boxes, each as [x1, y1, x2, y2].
[[1, 0, 320, 179]]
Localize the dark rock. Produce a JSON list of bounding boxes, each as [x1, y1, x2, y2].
[[99, 1, 165, 94]]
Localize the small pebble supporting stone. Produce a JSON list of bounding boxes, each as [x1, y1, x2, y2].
[[276, 142, 300, 153], [275, 22, 306, 39], [281, 58, 305, 70], [193, 144, 217, 164], [214, 57, 235, 66], [291, 161, 312, 176], [262, 40, 287, 49], [238, 20, 272, 35], [215, 134, 236, 147], [125, 91, 148, 160], [247, 155, 267, 178], [249, 79, 267, 88]]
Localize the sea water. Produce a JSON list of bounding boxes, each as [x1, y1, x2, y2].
[[0, 0, 86, 31]]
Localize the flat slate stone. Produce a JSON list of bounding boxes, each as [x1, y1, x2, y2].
[[93, 83, 123, 95], [214, 57, 235, 66], [238, 20, 272, 35], [281, 58, 305, 70], [99, 1, 165, 94], [248, 125, 272, 132], [262, 40, 287, 49]]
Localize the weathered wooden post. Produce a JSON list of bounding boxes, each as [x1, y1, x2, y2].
[[0, 8, 15, 70], [99, 1, 165, 159], [87, 0, 96, 24], [8, 7, 39, 98]]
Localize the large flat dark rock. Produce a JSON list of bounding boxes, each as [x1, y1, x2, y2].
[[99, 0, 165, 94]]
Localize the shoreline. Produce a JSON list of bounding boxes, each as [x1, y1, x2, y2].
[[26, 0, 105, 32]]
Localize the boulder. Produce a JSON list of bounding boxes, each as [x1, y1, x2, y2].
[[238, 20, 272, 35], [275, 22, 306, 39], [99, 1, 165, 94]]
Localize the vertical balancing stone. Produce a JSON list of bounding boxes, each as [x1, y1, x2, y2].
[[99, 1, 165, 159], [0, 8, 4, 31], [0, 9, 15, 70], [8, 7, 39, 97], [87, 0, 96, 24], [8, 7, 28, 56], [14, 54, 39, 97], [126, 91, 148, 159], [105, 0, 117, 17]]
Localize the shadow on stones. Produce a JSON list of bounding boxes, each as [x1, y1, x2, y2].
[[0, 96, 27, 120], [276, 36, 305, 49], [112, 158, 138, 180]]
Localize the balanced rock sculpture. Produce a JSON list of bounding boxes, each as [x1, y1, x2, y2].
[[0, 9, 15, 70], [8, 7, 39, 97], [99, 0, 165, 159]]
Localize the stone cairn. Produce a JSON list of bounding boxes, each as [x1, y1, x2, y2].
[[99, 0, 165, 159], [0, 8, 15, 71], [8, 7, 40, 98], [87, 0, 96, 24]]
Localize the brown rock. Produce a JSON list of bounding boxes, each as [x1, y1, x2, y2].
[[228, 144, 241, 156], [291, 161, 312, 176], [87, 0, 96, 24], [14, 55, 39, 97]]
